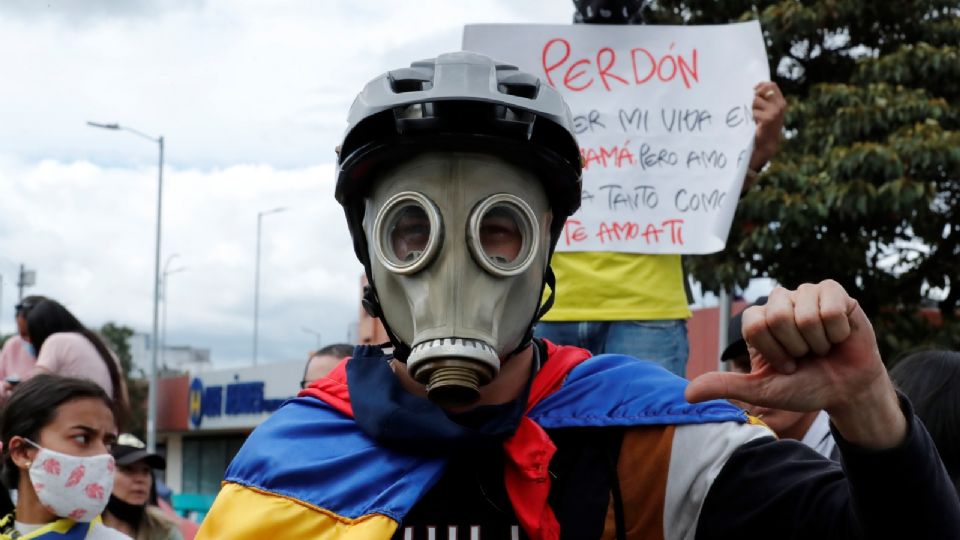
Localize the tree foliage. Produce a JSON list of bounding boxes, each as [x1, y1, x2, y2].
[[644, 1, 960, 360], [100, 322, 148, 439]]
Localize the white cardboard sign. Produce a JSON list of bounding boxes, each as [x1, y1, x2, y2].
[[463, 22, 770, 254]]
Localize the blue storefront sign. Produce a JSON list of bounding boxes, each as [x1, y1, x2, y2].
[[188, 376, 292, 429]]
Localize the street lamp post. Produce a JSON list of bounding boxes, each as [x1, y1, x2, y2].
[[87, 121, 164, 453], [253, 207, 287, 366], [302, 326, 322, 349], [161, 254, 186, 372], [17, 264, 37, 302]]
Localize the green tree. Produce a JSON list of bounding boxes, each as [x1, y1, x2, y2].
[[100, 322, 148, 439], [643, 1, 960, 361]]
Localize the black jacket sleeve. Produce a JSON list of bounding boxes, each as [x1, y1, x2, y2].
[[696, 396, 960, 540]]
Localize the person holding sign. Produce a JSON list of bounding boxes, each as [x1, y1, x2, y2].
[[530, 0, 788, 377], [196, 51, 958, 540]]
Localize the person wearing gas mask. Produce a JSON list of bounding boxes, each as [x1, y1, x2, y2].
[[197, 52, 960, 539], [0, 374, 129, 539]]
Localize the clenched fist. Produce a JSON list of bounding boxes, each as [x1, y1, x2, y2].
[[686, 280, 906, 449]]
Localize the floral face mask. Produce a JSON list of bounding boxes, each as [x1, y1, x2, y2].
[[23, 439, 115, 522]]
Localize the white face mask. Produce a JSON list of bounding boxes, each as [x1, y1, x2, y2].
[[23, 439, 115, 522]]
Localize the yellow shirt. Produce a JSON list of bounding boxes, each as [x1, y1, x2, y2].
[[543, 251, 692, 321]]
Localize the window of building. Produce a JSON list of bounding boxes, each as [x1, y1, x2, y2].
[[181, 435, 247, 495]]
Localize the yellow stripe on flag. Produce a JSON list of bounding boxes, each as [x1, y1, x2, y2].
[[197, 482, 397, 539]]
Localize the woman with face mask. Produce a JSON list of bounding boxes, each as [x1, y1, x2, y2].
[[101, 435, 182, 540], [0, 374, 130, 539]]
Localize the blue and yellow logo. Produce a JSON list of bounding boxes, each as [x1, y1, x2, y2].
[[188, 378, 203, 428], [187, 377, 289, 428]]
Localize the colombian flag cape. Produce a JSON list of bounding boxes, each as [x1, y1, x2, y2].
[[198, 341, 746, 540]]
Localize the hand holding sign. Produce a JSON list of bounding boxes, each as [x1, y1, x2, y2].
[[748, 81, 786, 179], [685, 281, 908, 450]]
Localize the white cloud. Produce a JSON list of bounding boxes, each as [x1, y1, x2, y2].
[[0, 0, 572, 169], [2, 0, 205, 22]]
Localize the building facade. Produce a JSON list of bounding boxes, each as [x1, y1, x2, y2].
[[156, 359, 303, 496], [129, 332, 212, 376]]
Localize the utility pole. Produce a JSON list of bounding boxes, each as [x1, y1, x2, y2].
[[253, 207, 287, 366], [87, 121, 164, 453], [17, 264, 36, 302]]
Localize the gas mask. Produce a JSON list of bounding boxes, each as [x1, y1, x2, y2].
[[363, 151, 553, 407]]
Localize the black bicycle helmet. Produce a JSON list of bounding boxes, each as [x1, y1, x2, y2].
[[336, 51, 582, 269], [335, 51, 583, 358]]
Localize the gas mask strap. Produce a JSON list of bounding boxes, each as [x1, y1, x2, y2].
[[531, 335, 543, 373], [380, 315, 411, 362], [362, 282, 412, 361], [509, 266, 557, 359], [536, 266, 557, 320]]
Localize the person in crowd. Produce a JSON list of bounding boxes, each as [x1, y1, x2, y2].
[[890, 350, 960, 493], [0, 296, 48, 404], [0, 374, 129, 539], [20, 299, 129, 427], [301, 343, 354, 389], [102, 434, 182, 540], [720, 297, 839, 460], [533, 0, 787, 376], [196, 52, 959, 539], [145, 476, 199, 540]]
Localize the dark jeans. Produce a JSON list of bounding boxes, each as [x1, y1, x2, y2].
[[535, 319, 689, 377]]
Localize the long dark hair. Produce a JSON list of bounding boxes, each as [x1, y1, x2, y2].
[[14, 295, 48, 320], [23, 299, 129, 429], [0, 374, 115, 490], [890, 350, 960, 493]]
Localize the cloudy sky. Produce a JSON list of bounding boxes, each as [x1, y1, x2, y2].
[[0, 0, 579, 367]]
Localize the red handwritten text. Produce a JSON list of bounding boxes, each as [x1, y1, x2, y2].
[[542, 39, 700, 92], [581, 141, 636, 170], [564, 219, 685, 246]]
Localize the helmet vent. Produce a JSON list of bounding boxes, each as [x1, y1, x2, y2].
[[396, 103, 425, 120], [388, 68, 434, 94], [497, 73, 539, 100]]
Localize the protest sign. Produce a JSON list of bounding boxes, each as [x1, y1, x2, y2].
[[463, 22, 769, 254]]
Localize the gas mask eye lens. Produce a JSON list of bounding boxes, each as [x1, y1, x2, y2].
[[391, 206, 430, 262], [373, 191, 443, 275], [468, 194, 540, 277], [480, 206, 522, 264]]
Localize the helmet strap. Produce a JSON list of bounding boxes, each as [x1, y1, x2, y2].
[[508, 265, 557, 359], [362, 281, 412, 361], [536, 266, 557, 320]]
